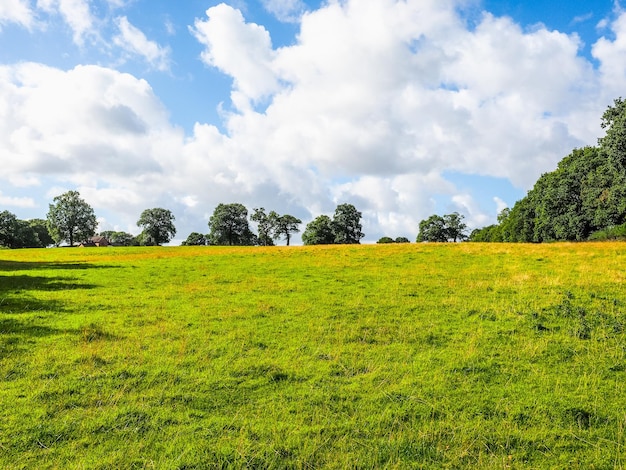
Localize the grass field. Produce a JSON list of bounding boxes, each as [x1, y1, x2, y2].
[[1, 242, 626, 468]]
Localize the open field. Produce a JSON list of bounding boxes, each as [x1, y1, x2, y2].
[[1, 243, 626, 468]]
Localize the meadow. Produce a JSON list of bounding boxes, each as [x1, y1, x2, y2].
[[1, 242, 625, 468]]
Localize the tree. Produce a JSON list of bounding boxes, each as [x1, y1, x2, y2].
[[99, 230, 137, 246], [250, 208, 276, 246], [273, 214, 302, 246], [182, 232, 207, 246], [302, 215, 335, 245], [137, 208, 176, 246], [599, 97, 626, 169], [395, 237, 410, 243], [444, 212, 468, 242], [207, 203, 256, 246], [377, 236, 394, 244], [46, 191, 97, 246], [331, 203, 364, 244], [29, 219, 54, 247], [0, 211, 18, 248], [416, 214, 447, 242]]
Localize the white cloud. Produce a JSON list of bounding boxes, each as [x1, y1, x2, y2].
[[0, 0, 35, 30], [0, 191, 36, 208], [36, 0, 95, 45], [191, 4, 278, 110], [113, 16, 171, 71], [262, 0, 306, 23]]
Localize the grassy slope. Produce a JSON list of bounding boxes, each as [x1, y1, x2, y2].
[[1, 243, 626, 468]]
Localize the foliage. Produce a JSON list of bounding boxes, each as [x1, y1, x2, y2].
[[137, 208, 176, 246], [207, 203, 256, 246], [417, 212, 467, 242], [331, 203, 364, 244], [29, 219, 54, 247], [181, 232, 207, 246], [377, 236, 394, 244], [395, 236, 410, 243], [99, 231, 138, 246], [474, 100, 626, 242], [1, 243, 626, 468], [46, 191, 97, 246], [588, 222, 626, 241], [302, 215, 335, 245], [250, 208, 276, 246], [273, 214, 302, 246]]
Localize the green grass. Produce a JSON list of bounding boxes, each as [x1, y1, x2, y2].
[[1, 243, 626, 468]]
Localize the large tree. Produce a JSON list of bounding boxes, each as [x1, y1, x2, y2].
[[181, 232, 207, 246], [416, 214, 447, 242], [273, 214, 302, 246], [137, 208, 176, 246], [302, 215, 335, 245], [331, 203, 364, 244], [29, 219, 54, 247], [46, 191, 97, 246], [250, 208, 276, 246], [207, 203, 256, 246], [0, 210, 19, 248]]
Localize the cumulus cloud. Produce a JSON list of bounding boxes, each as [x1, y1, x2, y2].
[[190, 4, 278, 110], [0, 0, 35, 30], [113, 16, 171, 71], [4, 1, 626, 242]]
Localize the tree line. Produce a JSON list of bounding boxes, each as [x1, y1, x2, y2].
[[470, 98, 626, 242], [0, 194, 367, 248]]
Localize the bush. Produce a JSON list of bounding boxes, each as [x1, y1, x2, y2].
[[377, 237, 395, 244], [588, 223, 626, 241]]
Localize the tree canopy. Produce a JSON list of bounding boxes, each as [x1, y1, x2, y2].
[[46, 191, 97, 246], [417, 212, 467, 242], [207, 203, 256, 246], [331, 203, 364, 244], [302, 215, 335, 245], [137, 208, 177, 246]]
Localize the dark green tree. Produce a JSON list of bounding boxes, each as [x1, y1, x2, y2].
[[0, 210, 19, 248], [443, 212, 468, 242], [99, 231, 137, 246], [331, 203, 364, 244], [302, 215, 335, 245], [273, 214, 302, 246], [29, 219, 54, 247], [182, 232, 207, 246], [137, 208, 176, 246], [599, 97, 626, 169], [416, 214, 447, 242], [46, 191, 97, 246], [250, 208, 276, 246], [207, 203, 256, 246], [395, 236, 410, 243], [377, 236, 394, 244]]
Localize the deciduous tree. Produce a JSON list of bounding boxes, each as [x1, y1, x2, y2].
[[302, 215, 335, 245], [331, 203, 364, 244], [137, 208, 176, 246], [46, 191, 97, 246], [207, 203, 256, 246]]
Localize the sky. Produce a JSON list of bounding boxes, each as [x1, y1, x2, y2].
[[0, 0, 624, 244]]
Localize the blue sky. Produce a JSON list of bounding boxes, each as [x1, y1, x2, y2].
[[0, 0, 623, 243]]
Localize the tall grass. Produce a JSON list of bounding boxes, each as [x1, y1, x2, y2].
[[1, 243, 625, 468]]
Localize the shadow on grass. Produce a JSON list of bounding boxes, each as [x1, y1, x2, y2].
[[0, 260, 109, 314], [0, 260, 116, 272]]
